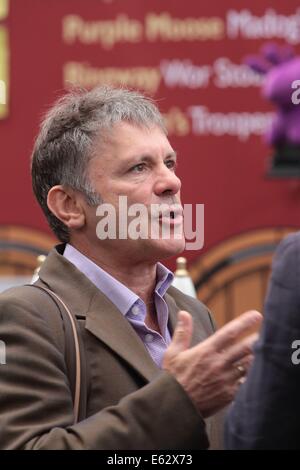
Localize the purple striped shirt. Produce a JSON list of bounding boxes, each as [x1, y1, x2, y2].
[[64, 244, 173, 367]]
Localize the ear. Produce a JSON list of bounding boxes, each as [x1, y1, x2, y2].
[[47, 185, 86, 230]]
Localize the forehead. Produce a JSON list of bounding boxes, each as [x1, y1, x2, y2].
[[97, 122, 174, 159]]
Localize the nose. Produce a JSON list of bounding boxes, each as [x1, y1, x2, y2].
[[153, 164, 181, 197]]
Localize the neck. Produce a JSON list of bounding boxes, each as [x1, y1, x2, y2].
[[70, 240, 157, 305]]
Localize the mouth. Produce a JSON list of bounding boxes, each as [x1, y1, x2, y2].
[[158, 206, 183, 226]]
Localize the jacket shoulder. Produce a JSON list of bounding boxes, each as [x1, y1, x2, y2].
[[0, 285, 65, 352], [270, 231, 300, 290]]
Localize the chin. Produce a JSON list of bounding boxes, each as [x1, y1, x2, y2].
[[145, 238, 185, 261]]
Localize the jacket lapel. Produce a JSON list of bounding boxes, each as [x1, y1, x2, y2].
[[38, 245, 160, 383], [38, 245, 208, 385], [85, 291, 160, 383], [165, 291, 208, 347]]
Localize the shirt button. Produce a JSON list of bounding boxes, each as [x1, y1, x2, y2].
[[145, 334, 154, 343], [131, 305, 140, 316]]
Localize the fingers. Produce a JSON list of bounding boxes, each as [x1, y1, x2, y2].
[[225, 360, 250, 388], [219, 355, 253, 397], [223, 333, 258, 367], [208, 310, 262, 353], [165, 310, 193, 358], [233, 354, 253, 380]]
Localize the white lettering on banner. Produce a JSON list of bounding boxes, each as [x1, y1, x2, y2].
[[62, 13, 225, 48], [63, 14, 143, 49], [160, 60, 212, 89], [227, 9, 300, 44], [64, 62, 161, 94], [160, 58, 262, 90], [213, 58, 262, 88], [188, 106, 274, 141], [145, 12, 224, 41], [63, 10, 300, 47]]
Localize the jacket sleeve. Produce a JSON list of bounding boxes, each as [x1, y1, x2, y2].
[[0, 290, 207, 450], [224, 232, 300, 449]]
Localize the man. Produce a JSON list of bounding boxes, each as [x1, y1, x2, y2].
[[0, 86, 261, 449], [225, 231, 300, 449]]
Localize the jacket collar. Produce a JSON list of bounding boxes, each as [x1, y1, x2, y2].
[[38, 244, 202, 382]]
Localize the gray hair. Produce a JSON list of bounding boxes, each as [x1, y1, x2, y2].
[[31, 86, 166, 242]]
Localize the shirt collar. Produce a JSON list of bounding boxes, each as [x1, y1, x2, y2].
[[63, 244, 174, 316]]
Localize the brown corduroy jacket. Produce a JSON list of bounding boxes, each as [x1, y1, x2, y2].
[[0, 245, 223, 450]]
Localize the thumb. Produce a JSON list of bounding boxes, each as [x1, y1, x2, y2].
[[168, 310, 193, 355]]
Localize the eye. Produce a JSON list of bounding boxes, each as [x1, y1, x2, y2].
[[129, 163, 146, 173], [165, 159, 177, 171]]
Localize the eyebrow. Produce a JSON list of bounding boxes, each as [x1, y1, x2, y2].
[[125, 151, 178, 167], [165, 151, 177, 161]]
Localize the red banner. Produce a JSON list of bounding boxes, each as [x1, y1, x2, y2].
[[1, 0, 300, 266]]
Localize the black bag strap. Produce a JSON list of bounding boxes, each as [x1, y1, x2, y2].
[[27, 285, 87, 423]]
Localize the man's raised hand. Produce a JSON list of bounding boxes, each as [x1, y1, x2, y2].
[[163, 310, 262, 417]]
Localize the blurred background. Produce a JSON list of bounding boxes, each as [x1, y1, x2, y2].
[[1, 0, 300, 326]]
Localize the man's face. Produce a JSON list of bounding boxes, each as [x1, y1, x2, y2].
[[84, 122, 185, 263]]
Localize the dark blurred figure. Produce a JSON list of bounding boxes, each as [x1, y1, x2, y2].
[[225, 231, 300, 449]]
